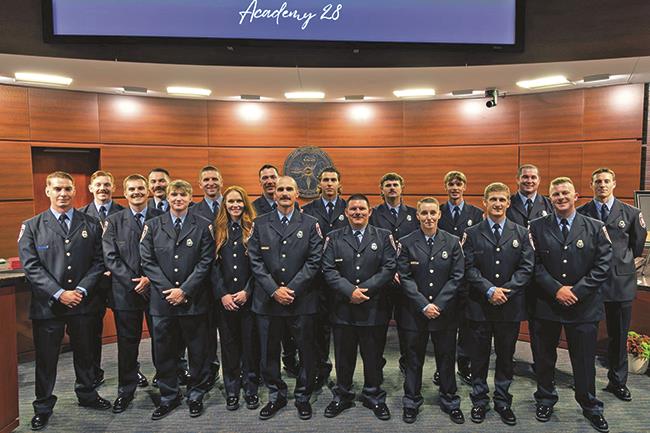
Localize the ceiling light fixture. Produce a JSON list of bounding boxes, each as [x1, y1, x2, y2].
[[583, 74, 611, 83], [393, 88, 435, 98], [284, 91, 325, 100], [120, 86, 148, 94], [240, 94, 261, 100], [451, 89, 484, 97], [344, 95, 365, 101], [166, 86, 212, 97], [516, 75, 571, 89], [14, 72, 72, 86]]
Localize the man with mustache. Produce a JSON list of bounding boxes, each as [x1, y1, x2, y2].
[[19, 171, 111, 431], [302, 167, 348, 390], [437, 170, 484, 386], [78, 170, 126, 389], [577, 168, 645, 402], [147, 168, 171, 212], [252, 164, 300, 377], [102, 174, 163, 413], [529, 177, 612, 433], [248, 176, 323, 421]]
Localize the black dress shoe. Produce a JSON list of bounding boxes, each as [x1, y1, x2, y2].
[[470, 406, 486, 423], [177, 369, 191, 386], [457, 369, 472, 386], [112, 396, 133, 413], [604, 384, 632, 401], [402, 407, 418, 424], [92, 371, 105, 389], [188, 400, 204, 418], [363, 401, 391, 421], [583, 412, 609, 433], [245, 394, 260, 410], [535, 404, 553, 422], [432, 370, 441, 386], [151, 398, 181, 420], [448, 408, 465, 424], [226, 396, 240, 411], [295, 401, 312, 420], [79, 396, 111, 410], [324, 400, 354, 418], [495, 406, 517, 426], [30, 413, 51, 431], [137, 370, 149, 388], [259, 399, 287, 420]]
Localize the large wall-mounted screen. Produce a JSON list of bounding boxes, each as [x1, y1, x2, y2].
[[47, 0, 520, 46]]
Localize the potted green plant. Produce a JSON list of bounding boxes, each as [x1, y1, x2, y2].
[[627, 331, 650, 374]]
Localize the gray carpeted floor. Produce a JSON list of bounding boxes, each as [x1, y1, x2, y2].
[[15, 328, 650, 433]]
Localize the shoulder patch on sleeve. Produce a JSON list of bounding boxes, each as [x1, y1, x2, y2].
[[602, 226, 612, 244], [460, 232, 467, 247], [323, 236, 330, 252], [640, 212, 646, 229], [528, 232, 536, 251], [17, 224, 25, 242], [102, 220, 109, 237], [315, 222, 323, 238], [389, 233, 397, 251], [140, 224, 149, 243]]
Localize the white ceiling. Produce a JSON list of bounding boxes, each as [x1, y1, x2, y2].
[[1, 53, 649, 101]]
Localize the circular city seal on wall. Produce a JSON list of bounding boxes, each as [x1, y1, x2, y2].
[[283, 146, 334, 199]]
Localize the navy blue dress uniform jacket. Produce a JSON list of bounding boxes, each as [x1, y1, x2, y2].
[[189, 199, 218, 223], [507, 193, 553, 227], [18, 210, 105, 320], [248, 210, 323, 316], [369, 203, 419, 240], [302, 197, 348, 236], [78, 201, 125, 222], [463, 219, 535, 322], [102, 207, 163, 311], [529, 213, 612, 324], [139, 213, 216, 316], [438, 201, 484, 237], [322, 225, 397, 327], [577, 199, 646, 302], [397, 229, 464, 332], [212, 224, 253, 305]]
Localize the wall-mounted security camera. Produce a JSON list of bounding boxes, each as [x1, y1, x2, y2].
[[485, 89, 499, 108]]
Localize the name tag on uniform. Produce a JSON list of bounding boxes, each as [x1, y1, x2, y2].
[[410, 261, 419, 265], [36, 245, 49, 250], [335, 258, 343, 262], [261, 246, 270, 250]]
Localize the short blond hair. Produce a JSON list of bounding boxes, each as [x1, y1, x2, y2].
[[416, 196, 440, 211], [591, 167, 616, 181], [549, 176, 574, 194], [46, 171, 74, 186], [167, 179, 193, 196], [90, 170, 115, 184], [444, 170, 467, 185], [122, 174, 147, 190], [483, 182, 511, 199]]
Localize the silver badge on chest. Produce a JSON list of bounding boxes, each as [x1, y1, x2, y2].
[[542, 210, 548, 216], [186, 238, 193, 247], [406, 214, 412, 222], [512, 239, 519, 248], [81, 230, 88, 238], [442, 251, 448, 259], [467, 219, 473, 226], [338, 214, 344, 221], [576, 239, 584, 248], [618, 220, 626, 229], [371, 242, 378, 251], [297, 230, 303, 239]]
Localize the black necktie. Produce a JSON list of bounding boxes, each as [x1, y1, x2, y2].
[[281, 216, 289, 226], [326, 202, 334, 216], [157, 201, 165, 211], [99, 205, 107, 222], [59, 213, 69, 234], [560, 218, 569, 241], [271, 202, 277, 211], [493, 223, 501, 242], [452, 206, 460, 225], [525, 198, 533, 217], [134, 213, 143, 230], [390, 208, 398, 221], [354, 230, 362, 246], [174, 217, 182, 238], [427, 237, 434, 252], [600, 204, 609, 222], [212, 201, 218, 215]]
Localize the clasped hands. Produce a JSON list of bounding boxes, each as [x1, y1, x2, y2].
[[222, 290, 250, 311], [273, 286, 295, 305], [555, 285, 578, 306], [163, 288, 188, 306], [489, 287, 511, 305]]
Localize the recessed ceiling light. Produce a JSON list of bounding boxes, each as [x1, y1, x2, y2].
[[344, 95, 365, 101], [166, 86, 212, 97], [393, 88, 435, 98], [0, 75, 15, 83], [583, 74, 611, 83], [516, 75, 571, 89], [451, 89, 484, 97], [240, 94, 261, 100], [284, 91, 325, 100], [14, 72, 72, 86], [121, 86, 148, 94]]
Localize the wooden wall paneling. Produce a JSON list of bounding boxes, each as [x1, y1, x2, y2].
[[518, 145, 551, 181], [0, 141, 32, 200], [29, 88, 99, 143], [99, 95, 208, 146], [580, 140, 641, 198], [403, 97, 519, 145], [583, 84, 644, 140], [208, 101, 308, 147], [306, 102, 403, 147], [548, 144, 584, 193], [102, 145, 210, 194], [519, 89, 583, 143], [0, 85, 29, 140], [0, 201, 34, 258]]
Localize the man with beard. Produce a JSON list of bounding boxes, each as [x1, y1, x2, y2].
[[248, 176, 323, 421], [322, 194, 397, 421], [252, 164, 300, 377], [147, 168, 171, 212], [577, 168, 645, 402], [140, 179, 215, 419], [301, 166, 348, 389], [437, 170, 484, 386], [78, 170, 126, 388], [529, 177, 612, 433], [102, 174, 163, 413], [19, 171, 111, 431]]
